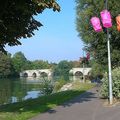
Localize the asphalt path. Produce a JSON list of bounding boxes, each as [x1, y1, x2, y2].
[[30, 87, 120, 120]]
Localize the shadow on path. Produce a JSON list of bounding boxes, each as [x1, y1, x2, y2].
[[46, 88, 98, 114]]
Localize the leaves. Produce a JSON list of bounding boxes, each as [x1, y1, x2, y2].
[[76, 0, 120, 67], [100, 67, 120, 99], [0, 52, 14, 77], [0, 0, 60, 52]]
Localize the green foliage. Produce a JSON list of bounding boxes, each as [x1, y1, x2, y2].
[[100, 67, 120, 99], [54, 79, 67, 92], [0, 52, 14, 77], [53, 60, 73, 76], [90, 60, 106, 79], [40, 78, 54, 95], [12, 52, 28, 73], [76, 0, 120, 67], [31, 60, 50, 69], [0, 0, 60, 52]]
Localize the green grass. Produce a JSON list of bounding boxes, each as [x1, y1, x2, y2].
[[0, 83, 94, 120]]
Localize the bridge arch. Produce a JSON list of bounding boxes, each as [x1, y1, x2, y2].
[[40, 72, 48, 77], [32, 72, 37, 78], [69, 68, 91, 76], [23, 72, 28, 77], [74, 71, 83, 76]]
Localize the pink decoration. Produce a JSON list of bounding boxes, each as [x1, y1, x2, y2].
[[90, 17, 102, 32], [86, 53, 90, 60], [100, 10, 112, 28]]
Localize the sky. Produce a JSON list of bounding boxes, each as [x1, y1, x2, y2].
[[6, 0, 84, 63]]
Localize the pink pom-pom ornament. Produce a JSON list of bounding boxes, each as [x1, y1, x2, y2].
[[90, 17, 102, 32], [100, 10, 112, 28]]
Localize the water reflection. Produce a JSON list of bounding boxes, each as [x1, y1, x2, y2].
[[24, 91, 40, 100], [0, 78, 43, 105], [0, 76, 83, 105], [0, 79, 12, 105]]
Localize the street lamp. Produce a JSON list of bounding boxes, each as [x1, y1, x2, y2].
[[91, 0, 113, 104], [104, 0, 113, 105], [82, 47, 85, 82]]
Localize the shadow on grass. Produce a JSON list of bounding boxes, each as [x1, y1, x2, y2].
[[0, 89, 96, 113], [0, 88, 98, 120]]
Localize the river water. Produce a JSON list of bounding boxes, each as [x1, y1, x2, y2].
[[0, 76, 82, 105]]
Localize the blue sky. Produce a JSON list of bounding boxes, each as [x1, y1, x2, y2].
[[6, 0, 84, 63]]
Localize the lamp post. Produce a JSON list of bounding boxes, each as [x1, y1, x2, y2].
[[105, 0, 113, 105], [82, 47, 85, 82], [91, 0, 113, 104]]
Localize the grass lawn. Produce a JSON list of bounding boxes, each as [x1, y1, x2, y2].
[[0, 82, 94, 120]]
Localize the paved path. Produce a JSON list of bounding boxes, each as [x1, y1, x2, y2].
[[30, 87, 120, 120]]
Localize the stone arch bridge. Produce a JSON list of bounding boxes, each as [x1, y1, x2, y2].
[[69, 68, 91, 76], [20, 69, 53, 78], [20, 68, 91, 78]]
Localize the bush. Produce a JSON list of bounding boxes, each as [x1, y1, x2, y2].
[[100, 67, 120, 99], [53, 79, 67, 92], [40, 78, 54, 95]]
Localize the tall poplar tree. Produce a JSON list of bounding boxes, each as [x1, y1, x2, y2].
[[76, 0, 120, 67]]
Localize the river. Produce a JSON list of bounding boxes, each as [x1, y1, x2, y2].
[[0, 76, 82, 105]]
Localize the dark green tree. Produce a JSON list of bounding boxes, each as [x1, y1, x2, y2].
[[76, 0, 120, 67], [0, 52, 14, 77], [12, 52, 28, 74], [31, 60, 50, 69], [53, 60, 73, 77], [0, 0, 60, 52], [90, 60, 106, 79]]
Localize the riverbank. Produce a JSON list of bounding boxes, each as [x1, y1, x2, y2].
[[0, 82, 94, 120]]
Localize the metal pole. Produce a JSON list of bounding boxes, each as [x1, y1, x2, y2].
[[105, 0, 113, 104], [83, 62, 85, 82], [82, 48, 85, 82], [107, 29, 113, 104]]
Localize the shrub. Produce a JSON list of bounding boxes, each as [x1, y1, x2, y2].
[[100, 67, 120, 99], [40, 78, 54, 95], [53, 79, 67, 92]]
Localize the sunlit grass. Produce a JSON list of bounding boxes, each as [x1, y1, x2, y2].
[[0, 82, 94, 120]]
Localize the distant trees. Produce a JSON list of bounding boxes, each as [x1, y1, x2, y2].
[[53, 60, 73, 77], [12, 52, 28, 74], [31, 60, 51, 69], [0, 51, 87, 78], [0, 51, 51, 77]]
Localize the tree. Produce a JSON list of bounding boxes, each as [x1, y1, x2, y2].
[[53, 60, 73, 77], [76, 0, 120, 67], [12, 52, 28, 74], [40, 78, 54, 95], [31, 60, 50, 69], [0, 52, 14, 77], [70, 60, 82, 68], [0, 0, 60, 52], [79, 57, 89, 67], [90, 60, 106, 79]]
